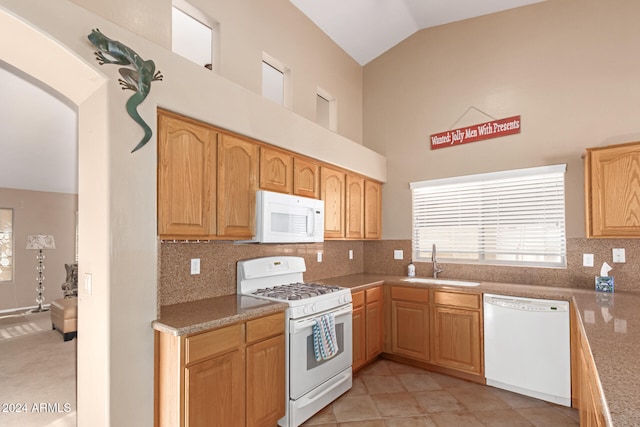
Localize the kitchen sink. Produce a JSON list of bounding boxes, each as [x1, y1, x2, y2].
[[401, 278, 481, 287]]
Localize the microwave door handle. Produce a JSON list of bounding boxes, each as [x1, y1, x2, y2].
[[307, 208, 314, 236]]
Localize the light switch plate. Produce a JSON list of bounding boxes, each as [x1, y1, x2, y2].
[[583, 254, 594, 267], [394, 250, 404, 260], [84, 273, 92, 295], [191, 258, 200, 275], [317, 252, 323, 262], [613, 248, 626, 263], [349, 249, 354, 260]]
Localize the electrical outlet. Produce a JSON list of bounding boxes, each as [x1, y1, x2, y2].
[[612, 248, 626, 263], [583, 254, 594, 267], [394, 250, 404, 260], [317, 252, 323, 263], [349, 249, 354, 260], [191, 258, 200, 275]]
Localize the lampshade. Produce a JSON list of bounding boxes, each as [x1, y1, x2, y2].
[[26, 235, 56, 250]]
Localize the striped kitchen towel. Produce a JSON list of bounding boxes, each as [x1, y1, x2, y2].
[[312, 313, 339, 361]]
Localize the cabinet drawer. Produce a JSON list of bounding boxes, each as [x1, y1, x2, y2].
[[391, 286, 429, 303], [246, 312, 285, 344], [352, 291, 365, 308], [365, 286, 382, 303], [185, 323, 244, 365], [433, 291, 480, 309]]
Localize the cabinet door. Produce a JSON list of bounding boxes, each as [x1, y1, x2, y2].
[[293, 157, 320, 199], [364, 180, 382, 240], [365, 286, 383, 361], [246, 334, 286, 427], [260, 147, 293, 194], [586, 142, 640, 237], [185, 349, 245, 427], [431, 306, 482, 375], [217, 134, 259, 238], [321, 166, 345, 238], [346, 174, 365, 239], [391, 300, 429, 361], [158, 111, 217, 238], [366, 298, 383, 360], [352, 303, 366, 371]]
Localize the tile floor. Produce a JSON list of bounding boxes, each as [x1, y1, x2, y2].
[[302, 359, 579, 427]]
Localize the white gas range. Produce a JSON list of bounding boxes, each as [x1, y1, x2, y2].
[[238, 256, 353, 427]]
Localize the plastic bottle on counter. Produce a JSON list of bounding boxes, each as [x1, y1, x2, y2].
[[407, 261, 416, 277]]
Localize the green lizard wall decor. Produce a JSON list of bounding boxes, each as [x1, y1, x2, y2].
[[88, 28, 163, 153]]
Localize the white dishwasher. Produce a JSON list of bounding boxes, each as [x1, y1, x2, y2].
[[483, 294, 571, 406]]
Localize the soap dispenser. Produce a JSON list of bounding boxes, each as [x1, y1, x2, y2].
[[407, 260, 416, 277]]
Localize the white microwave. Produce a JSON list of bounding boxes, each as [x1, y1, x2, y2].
[[249, 190, 324, 243]]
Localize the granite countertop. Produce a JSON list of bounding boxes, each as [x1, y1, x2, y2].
[[152, 273, 638, 425], [319, 273, 638, 426], [152, 294, 288, 336]]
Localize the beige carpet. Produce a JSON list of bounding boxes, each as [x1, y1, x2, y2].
[[0, 312, 76, 426], [0, 312, 52, 342]]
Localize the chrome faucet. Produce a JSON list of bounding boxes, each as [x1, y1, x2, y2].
[[432, 244, 443, 278]]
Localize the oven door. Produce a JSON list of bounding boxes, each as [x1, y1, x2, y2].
[[289, 304, 353, 400]]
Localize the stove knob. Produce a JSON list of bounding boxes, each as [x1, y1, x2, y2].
[[312, 304, 318, 313], [303, 306, 310, 315]]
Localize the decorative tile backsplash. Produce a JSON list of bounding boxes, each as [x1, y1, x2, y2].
[[158, 237, 640, 308]]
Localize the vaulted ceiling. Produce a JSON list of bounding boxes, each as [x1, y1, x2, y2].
[[290, 0, 547, 65], [0, 1, 546, 195]]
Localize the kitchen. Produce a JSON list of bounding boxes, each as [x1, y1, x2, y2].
[[2, 0, 640, 426]]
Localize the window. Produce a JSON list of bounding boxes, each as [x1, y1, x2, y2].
[[410, 164, 567, 268], [172, 1, 219, 70], [262, 53, 290, 107], [316, 87, 337, 131], [0, 208, 13, 282]]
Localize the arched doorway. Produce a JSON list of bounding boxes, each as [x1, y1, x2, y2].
[[0, 8, 111, 425]]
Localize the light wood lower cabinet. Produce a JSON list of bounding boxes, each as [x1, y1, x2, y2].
[[185, 347, 244, 427], [389, 286, 430, 362], [352, 286, 383, 372], [155, 312, 285, 427], [571, 304, 607, 426], [431, 291, 483, 376]]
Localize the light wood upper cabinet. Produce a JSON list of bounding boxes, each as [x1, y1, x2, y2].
[[157, 111, 381, 240], [364, 180, 382, 240], [260, 146, 293, 194], [346, 174, 365, 239], [157, 110, 217, 239], [217, 134, 259, 238], [585, 141, 640, 238], [321, 166, 346, 239], [293, 157, 320, 199]]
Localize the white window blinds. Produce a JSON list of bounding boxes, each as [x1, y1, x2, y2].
[[410, 164, 567, 268]]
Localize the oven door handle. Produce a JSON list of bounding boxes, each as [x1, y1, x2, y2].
[[290, 304, 353, 333]]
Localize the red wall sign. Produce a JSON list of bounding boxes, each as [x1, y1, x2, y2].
[[430, 115, 521, 150]]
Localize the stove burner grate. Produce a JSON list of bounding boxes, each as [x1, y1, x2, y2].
[[251, 282, 342, 301]]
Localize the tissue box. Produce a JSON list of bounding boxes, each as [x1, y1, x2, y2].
[[595, 276, 614, 293]]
